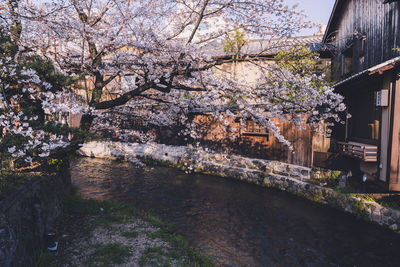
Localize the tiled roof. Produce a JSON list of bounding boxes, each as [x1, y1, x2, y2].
[[200, 34, 324, 58]]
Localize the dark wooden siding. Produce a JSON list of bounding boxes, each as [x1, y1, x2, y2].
[[332, 0, 400, 74], [192, 115, 320, 167]]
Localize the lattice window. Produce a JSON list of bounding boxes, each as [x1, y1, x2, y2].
[[243, 121, 268, 136], [131, 118, 144, 127]]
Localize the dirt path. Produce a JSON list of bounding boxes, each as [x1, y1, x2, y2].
[[35, 194, 213, 267]]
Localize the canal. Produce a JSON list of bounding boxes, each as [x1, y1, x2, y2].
[[71, 157, 400, 266]]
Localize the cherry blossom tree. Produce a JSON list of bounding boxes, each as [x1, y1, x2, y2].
[[0, 4, 86, 167], [7, 0, 345, 149], [0, 51, 71, 165]]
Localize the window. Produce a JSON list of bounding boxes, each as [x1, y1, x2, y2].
[[243, 120, 268, 137], [347, 87, 381, 143], [342, 45, 353, 76]]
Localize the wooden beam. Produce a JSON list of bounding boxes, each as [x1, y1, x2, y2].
[[388, 71, 400, 191], [369, 63, 396, 76]]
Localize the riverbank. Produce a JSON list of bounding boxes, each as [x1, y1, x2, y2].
[[36, 192, 214, 266], [78, 141, 400, 234]]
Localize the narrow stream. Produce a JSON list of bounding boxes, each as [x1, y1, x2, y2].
[[71, 157, 400, 266]]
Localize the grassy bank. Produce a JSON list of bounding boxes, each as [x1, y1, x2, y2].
[[35, 190, 214, 267], [0, 171, 42, 200], [0, 146, 74, 200]]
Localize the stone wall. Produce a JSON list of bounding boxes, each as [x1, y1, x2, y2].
[[0, 164, 71, 267], [78, 141, 311, 181], [78, 141, 400, 233]]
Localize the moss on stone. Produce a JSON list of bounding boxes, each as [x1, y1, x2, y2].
[[307, 193, 324, 204], [325, 195, 340, 208], [351, 201, 367, 217], [333, 186, 350, 194], [140, 157, 174, 168], [330, 170, 342, 180]]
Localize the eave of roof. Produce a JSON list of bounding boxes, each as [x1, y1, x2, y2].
[[323, 0, 341, 43], [334, 56, 400, 87]]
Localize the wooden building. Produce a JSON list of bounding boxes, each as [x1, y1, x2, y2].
[[191, 113, 329, 168], [190, 34, 330, 167], [323, 0, 400, 190]]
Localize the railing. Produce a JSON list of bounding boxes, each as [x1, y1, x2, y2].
[[337, 141, 378, 162], [242, 121, 269, 136]]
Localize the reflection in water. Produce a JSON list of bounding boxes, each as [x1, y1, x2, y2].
[[71, 157, 400, 266]]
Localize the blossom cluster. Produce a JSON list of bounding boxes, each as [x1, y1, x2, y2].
[[0, 55, 71, 162], [1, 0, 345, 150]]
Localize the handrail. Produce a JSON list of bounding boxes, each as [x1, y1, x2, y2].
[[337, 141, 378, 162]]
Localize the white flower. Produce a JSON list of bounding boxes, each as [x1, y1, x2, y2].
[[16, 150, 26, 157], [337, 103, 346, 112], [38, 152, 50, 158]]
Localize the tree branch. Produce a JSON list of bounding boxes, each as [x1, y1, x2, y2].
[[187, 0, 209, 44], [94, 82, 154, 109]]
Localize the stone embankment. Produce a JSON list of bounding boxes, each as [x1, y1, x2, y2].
[[79, 141, 400, 233], [0, 163, 71, 267]]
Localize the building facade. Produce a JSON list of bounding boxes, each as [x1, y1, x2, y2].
[[324, 0, 400, 190]]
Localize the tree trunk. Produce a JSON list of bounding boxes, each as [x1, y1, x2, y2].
[[79, 114, 94, 132]]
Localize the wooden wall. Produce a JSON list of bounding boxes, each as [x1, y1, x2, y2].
[[331, 0, 400, 74], [193, 115, 329, 167]]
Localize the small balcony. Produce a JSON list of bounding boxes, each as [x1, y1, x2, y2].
[[337, 141, 378, 162]]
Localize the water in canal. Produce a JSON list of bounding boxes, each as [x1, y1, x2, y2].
[[71, 157, 400, 266]]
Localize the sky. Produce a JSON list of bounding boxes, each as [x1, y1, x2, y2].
[[30, 0, 336, 37], [285, 0, 336, 36]]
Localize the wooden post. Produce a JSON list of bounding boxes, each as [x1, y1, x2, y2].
[[380, 73, 392, 182], [388, 71, 400, 191]]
